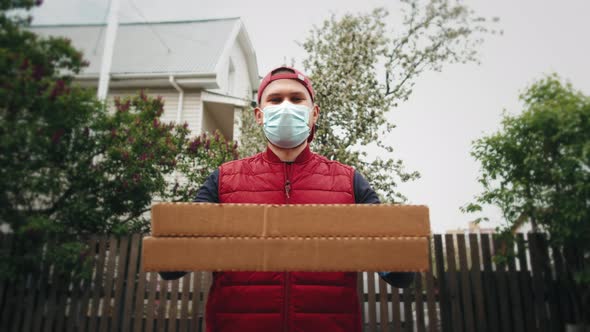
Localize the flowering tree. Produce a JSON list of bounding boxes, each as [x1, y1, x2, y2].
[[0, 1, 237, 280], [240, 1, 498, 202], [302, 3, 497, 202]]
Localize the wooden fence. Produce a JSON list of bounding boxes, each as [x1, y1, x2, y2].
[[0, 233, 580, 331]]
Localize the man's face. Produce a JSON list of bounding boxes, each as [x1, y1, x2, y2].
[[255, 78, 319, 130]]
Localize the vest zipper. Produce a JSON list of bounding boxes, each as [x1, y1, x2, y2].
[[283, 162, 292, 331], [285, 180, 291, 199], [284, 163, 292, 203]]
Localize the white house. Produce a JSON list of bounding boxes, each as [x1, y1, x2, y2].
[[30, 18, 260, 141]]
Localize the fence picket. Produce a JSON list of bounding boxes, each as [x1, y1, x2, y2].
[[551, 242, 571, 327], [444, 234, 463, 332], [21, 268, 40, 332], [121, 234, 141, 332], [367, 272, 377, 331], [133, 241, 148, 332], [201, 272, 211, 332], [457, 234, 475, 332], [506, 235, 525, 332], [433, 234, 451, 332], [415, 273, 426, 332], [391, 286, 402, 332], [169, 278, 180, 332], [481, 234, 500, 332], [492, 236, 513, 332], [54, 269, 73, 332], [190, 272, 202, 332], [157, 278, 168, 331], [403, 280, 413, 332], [71, 238, 98, 332], [112, 236, 130, 332], [0, 233, 8, 315], [32, 239, 55, 331], [88, 237, 108, 332], [0, 235, 15, 330], [1, 280, 16, 331], [378, 278, 389, 332], [179, 273, 191, 332], [424, 238, 438, 332], [9, 275, 26, 332], [538, 234, 560, 332], [529, 233, 548, 332], [65, 266, 83, 332], [28, 246, 52, 332], [357, 272, 366, 329], [468, 234, 487, 332], [145, 272, 158, 332], [516, 234, 536, 331], [98, 237, 119, 332], [43, 257, 63, 332]]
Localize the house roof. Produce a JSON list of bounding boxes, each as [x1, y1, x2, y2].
[[30, 18, 259, 88]]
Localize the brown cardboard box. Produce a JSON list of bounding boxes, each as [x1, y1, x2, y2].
[[151, 203, 429, 237], [143, 203, 430, 272], [143, 236, 429, 272]]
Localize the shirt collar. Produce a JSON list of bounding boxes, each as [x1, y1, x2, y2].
[[263, 144, 313, 163]]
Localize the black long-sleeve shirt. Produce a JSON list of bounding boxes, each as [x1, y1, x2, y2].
[[161, 169, 415, 288]]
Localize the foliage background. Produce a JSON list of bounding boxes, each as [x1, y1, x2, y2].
[[0, 0, 238, 279], [464, 75, 590, 321]]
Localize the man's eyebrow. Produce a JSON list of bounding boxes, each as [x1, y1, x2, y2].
[[266, 91, 306, 98], [265, 93, 283, 99]]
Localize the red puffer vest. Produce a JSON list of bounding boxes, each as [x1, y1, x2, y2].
[[205, 145, 361, 332]]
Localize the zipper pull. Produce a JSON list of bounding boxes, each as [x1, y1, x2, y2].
[[284, 180, 291, 199]]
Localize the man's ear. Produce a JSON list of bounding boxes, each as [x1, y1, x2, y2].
[[311, 104, 320, 125], [254, 107, 264, 125]]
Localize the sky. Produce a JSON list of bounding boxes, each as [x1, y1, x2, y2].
[[29, 0, 590, 233]]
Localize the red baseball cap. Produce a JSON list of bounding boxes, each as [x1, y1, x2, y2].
[[257, 66, 315, 104]]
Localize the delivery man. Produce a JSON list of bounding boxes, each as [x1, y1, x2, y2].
[[161, 66, 414, 332]]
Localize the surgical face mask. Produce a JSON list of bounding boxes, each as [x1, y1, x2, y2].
[[261, 101, 311, 149]]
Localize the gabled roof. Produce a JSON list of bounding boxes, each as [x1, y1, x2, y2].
[[30, 18, 259, 88]]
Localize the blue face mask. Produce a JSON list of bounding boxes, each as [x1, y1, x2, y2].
[[262, 101, 311, 149]]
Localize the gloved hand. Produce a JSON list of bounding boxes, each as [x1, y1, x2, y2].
[[377, 271, 415, 288], [159, 271, 187, 280]]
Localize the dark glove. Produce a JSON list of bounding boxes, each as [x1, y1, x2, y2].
[[159, 271, 187, 280], [378, 271, 415, 288]]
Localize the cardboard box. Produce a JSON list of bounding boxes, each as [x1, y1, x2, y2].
[[143, 236, 429, 272], [143, 203, 430, 272], [151, 203, 430, 237]]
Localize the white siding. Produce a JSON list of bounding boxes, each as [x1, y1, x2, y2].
[[181, 90, 202, 136], [233, 107, 242, 142]]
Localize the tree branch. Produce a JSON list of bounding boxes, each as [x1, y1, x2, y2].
[[385, 39, 444, 97]]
